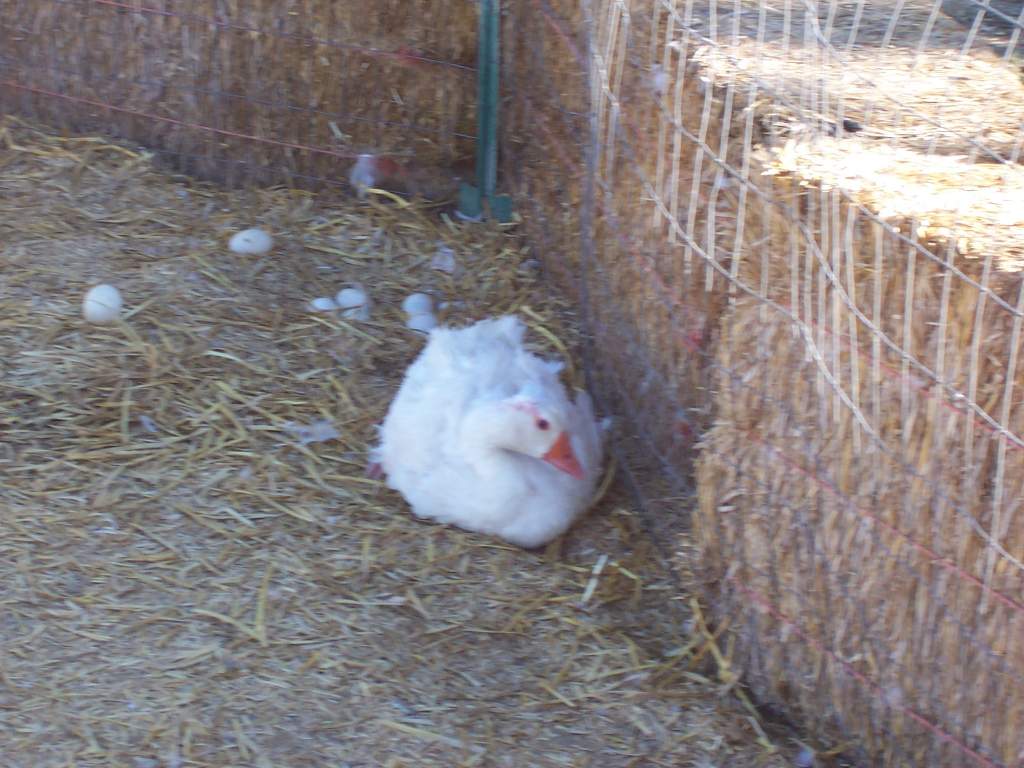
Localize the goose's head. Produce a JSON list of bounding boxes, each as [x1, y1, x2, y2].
[[464, 385, 585, 480], [504, 394, 583, 479]]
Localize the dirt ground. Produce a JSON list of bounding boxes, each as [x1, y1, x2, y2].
[[0, 118, 805, 768]]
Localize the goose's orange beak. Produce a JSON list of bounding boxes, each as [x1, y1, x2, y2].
[[542, 432, 585, 479]]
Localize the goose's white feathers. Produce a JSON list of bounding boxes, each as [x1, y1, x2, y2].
[[373, 315, 607, 547]]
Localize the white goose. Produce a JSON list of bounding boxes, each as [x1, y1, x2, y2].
[[372, 315, 608, 548]]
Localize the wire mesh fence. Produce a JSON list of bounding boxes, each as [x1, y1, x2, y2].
[[3, 1, 1024, 766], [506, 1, 1024, 766]]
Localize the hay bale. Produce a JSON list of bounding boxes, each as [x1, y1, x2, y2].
[[695, 134, 1024, 765], [686, 10, 1024, 758], [693, 2, 1024, 161], [0, 0, 478, 188]]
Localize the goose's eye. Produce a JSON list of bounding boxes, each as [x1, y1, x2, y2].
[[536, 418, 550, 431]]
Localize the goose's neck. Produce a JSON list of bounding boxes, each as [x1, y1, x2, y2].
[[461, 403, 518, 475]]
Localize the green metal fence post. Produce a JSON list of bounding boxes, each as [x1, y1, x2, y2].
[[458, 0, 513, 222]]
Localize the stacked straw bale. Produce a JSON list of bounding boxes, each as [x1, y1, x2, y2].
[[0, 0, 478, 188], [679, 11, 1024, 766], [695, 136, 1024, 764]]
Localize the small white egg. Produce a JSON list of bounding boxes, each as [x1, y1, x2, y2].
[[335, 286, 371, 321], [308, 297, 338, 312], [401, 292, 433, 316], [228, 228, 274, 255], [406, 312, 437, 334], [335, 287, 366, 309], [82, 283, 123, 324]]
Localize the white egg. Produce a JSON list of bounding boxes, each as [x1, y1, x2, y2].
[[335, 287, 366, 309], [82, 284, 123, 324], [335, 286, 371, 321], [308, 297, 338, 312], [228, 228, 274, 255], [406, 312, 437, 334], [401, 292, 433, 316]]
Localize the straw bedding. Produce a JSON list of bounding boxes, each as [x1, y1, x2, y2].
[[0, 116, 804, 767]]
